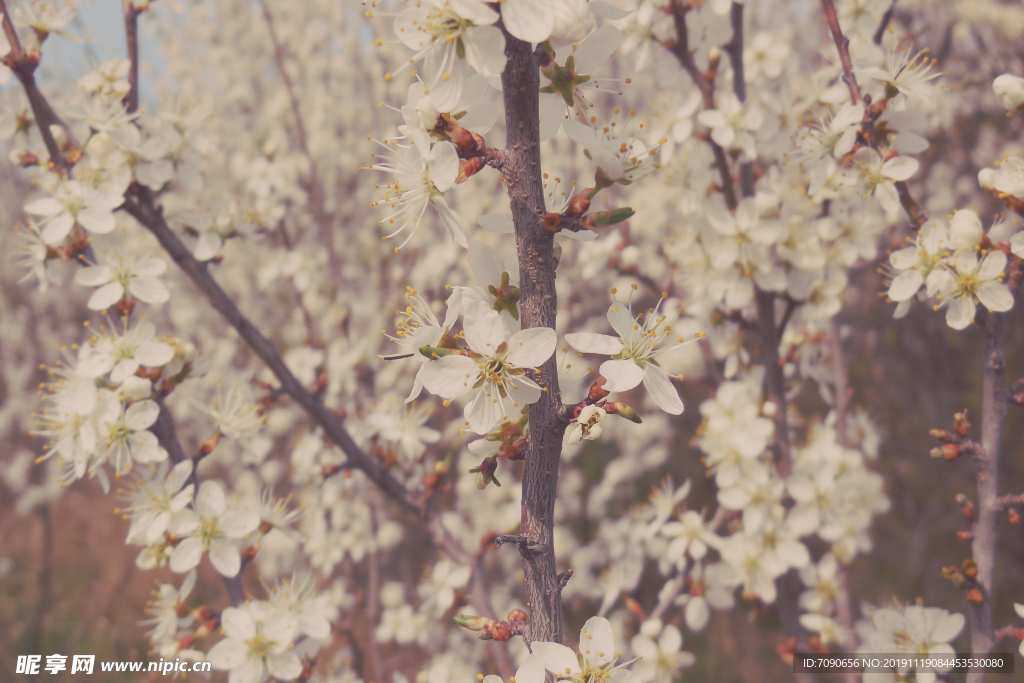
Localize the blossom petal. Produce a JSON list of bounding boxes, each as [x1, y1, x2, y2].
[[881, 156, 919, 181], [600, 359, 644, 392], [946, 297, 975, 330], [502, 0, 554, 43], [462, 26, 507, 78], [207, 637, 249, 671], [128, 276, 170, 304], [887, 270, 923, 302], [506, 327, 557, 367], [221, 606, 257, 641], [976, 282, 1014, 312], [580, 616, 616, 666], [169, 536, 204, 573], [87, 282, 126, 310], [266, 652, 302, 681], [465, 384, 504, 434], [209, 542, 242, 577], [196, 480, 226, 518], [565, 332, 623, 355], [533, 642, 580, 676], [643, 363, 683, 415], [420, 354, 478, 399], [220, 510, 260, 538]]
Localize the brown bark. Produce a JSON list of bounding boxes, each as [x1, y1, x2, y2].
[[500, 33, 570, 645], [967, 312, 1006, 683]]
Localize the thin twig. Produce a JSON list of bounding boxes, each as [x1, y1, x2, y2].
[[873, 0, 898, 45], [819, 0, 926, 227], [258, 0, 340, 273], [122, 1, 139, 114], [667, 0, 737, 209], [121, 184, 424, 513]]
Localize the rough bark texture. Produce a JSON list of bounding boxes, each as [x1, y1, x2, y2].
[[967, 312, 1006, 683], [500, 34, 568, 645]]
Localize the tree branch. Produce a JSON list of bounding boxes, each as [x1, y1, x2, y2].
[[1, 0, 77, 173], [500, 30, 567, 646], [258, 0, 340, 274], [121, 184, 424, 515], [966, 312, 1006, 681], [819, 0, 926, 228], [667, 0, 737, 209], [122, 0, 140, 114]]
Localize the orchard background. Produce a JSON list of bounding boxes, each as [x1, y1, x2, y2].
[[1, 1, 1024, 682]]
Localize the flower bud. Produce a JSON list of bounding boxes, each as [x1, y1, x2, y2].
[[580, 207, 635, 229], [966, 587, 984, 603], [993, 74, 1024, 111], [454, 615, 493, 631], [953, 411, 970, 437], [605, 402, 642, 424], [962, 558, 978, 579]]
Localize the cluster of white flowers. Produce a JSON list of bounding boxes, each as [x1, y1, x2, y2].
[[4, 0, 1024, 679], [886, 210, 1017, 328]]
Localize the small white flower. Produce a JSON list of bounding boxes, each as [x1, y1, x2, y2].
[[565, 295, 701, 415], [630, 621, 695, 683], [418, 559, 471, 616], [124, 459, 195, 545], [381, 287, 462, 402], [207, 601, 302, 683], [77, 321, 175, 386], [859, 32, 941, 109], [24, 179, 124, 245], [167, 481, 260, 577], [696, 92, 763, 159], [857, 152, 918, 213], [941, 249, 1013, 330], [566, 404, 606, 445], [141, 570, 197, 645], [268, 572, 335, 640], [420, 310, 556, 434], [75, 245, 169, 310], [993, 74, 1024, 112], [886, 219, 952, 307], [563, 118, 661, 185], [97, 398, 168, 476], [369, 129, 468, 249], [797, 102, 863, 163]]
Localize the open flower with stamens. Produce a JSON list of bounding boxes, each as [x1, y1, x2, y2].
[[859, 31, 942, 109], [855, 150, 918, 213], [420, 310, 556, 434], [391, 0, 506, 112], [167, 480, 260, 577], [938, 249, 1013, 330], [796, 102, 863, 163], [886, 218, 953, 316], [564, 115, 661, 187], [513, 616, 639, 683], [141, 570, 197, 646], [96, 397, 168, 476], [24, 179, 124, 245], [123, 459, 195, 545], [368, 128, 468, 249], [75, 244, 169, 311], [380, 286, 461, 402], [565, 291, 702, 415], [76, 320, 175, 386], [207, 601, 302, 683]]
